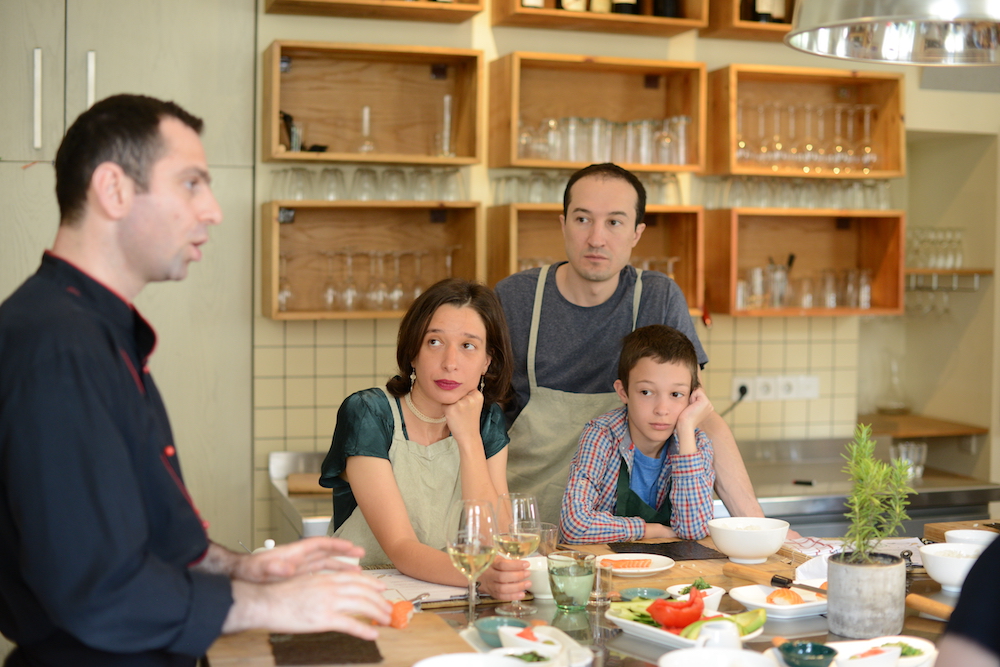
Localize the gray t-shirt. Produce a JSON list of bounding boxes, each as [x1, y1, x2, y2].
[[495, 262, 708, 427]]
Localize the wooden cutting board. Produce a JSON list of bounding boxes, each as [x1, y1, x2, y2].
[[923, 520, 1000, 543], [206, 611, 472, 666]]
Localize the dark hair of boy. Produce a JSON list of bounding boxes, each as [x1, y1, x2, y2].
[[562, 162, 647, 228], [617, 324, 700, 392]]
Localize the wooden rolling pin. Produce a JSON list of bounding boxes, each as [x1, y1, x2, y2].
[[905, 593, 953, 621], [722, 563, 826, 595]]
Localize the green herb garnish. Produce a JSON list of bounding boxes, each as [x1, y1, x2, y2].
[[513, 650, 550, 662], [679, 578, 711, 595], [882, 641, 923, 656]]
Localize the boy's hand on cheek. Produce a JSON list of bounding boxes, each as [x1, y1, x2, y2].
[[677, 388, 714, 430]]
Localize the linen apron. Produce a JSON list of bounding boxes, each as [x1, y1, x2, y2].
[[331, 387, 464, 568], [506, 264, 644, 526], [614, 458, 673, 525]]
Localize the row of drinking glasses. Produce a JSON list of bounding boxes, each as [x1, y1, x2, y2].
[[704, 176, 892, 210], [492, 171, 684, 205], [906, 227, 965, 269], [736, 101, 880, 174], [518, 116, 692, 165], [277, 246, 460, 312], [271, 167, 467, 202], [738, 266, 873, 310]]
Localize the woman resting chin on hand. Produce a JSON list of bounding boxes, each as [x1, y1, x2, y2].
[[319, 278, 530, 601]]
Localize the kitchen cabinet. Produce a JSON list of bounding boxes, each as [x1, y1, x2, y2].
[[491, 0, 707, 37], [263, 41, 483, 166], [265, 0, 482, 23], [261, 201, 484, 319], [704, 207, 905, 316], [490, 52, 705, 173], [707, 64, 905, 179], [701, 0, 794, 41], [486, 203, 704, 315]]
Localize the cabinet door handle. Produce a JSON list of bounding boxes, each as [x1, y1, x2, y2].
[[32, 47, 42, 150], [86, 51, 96, 109]]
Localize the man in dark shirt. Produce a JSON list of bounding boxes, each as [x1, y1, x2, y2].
[[0, 95, 390, 667]]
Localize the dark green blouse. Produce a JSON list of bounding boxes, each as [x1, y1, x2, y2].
[[319, 387, 510, 530]]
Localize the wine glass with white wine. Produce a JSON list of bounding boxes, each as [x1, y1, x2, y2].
[[494, 493, 541, 617], [446, 499, 497, 625]]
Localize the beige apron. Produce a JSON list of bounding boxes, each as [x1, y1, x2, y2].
[[331, 387, 464, 568], [506, 264, 644, 526]]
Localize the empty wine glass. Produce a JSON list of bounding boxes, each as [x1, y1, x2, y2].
[[359, 105, 375, 153], [446, 499, 497, 625], [339, 250, 359, 312], [830, 104, 848, 174], [278, 252, 293, 312], [494, 493, 540, 617], [388, 251, 406, 310], [799, 103, 820, 173], [411, 250, 427, 303], [859, 104, 878, 173], [763, 102, 785, 170], [322, 251, 338, 311], [365, 251, 389, 310], [351, 168, 379, 201], [736, 101, 751, 163]]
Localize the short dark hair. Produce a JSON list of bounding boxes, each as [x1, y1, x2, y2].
[[617, 325, 699, 392], [386, 278, 513, 407], [562, 163, 646, 228], [55, 94, 204, 225]]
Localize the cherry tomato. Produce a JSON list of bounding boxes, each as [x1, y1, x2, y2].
[[647, 587, 705, 629]]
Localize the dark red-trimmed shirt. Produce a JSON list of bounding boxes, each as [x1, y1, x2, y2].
[[0, 253, 232, 666]]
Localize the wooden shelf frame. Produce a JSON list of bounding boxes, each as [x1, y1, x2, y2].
[[490, 52, 706, 173], [861, 413, 989, 439], [265, 0, 482, 22], [492, 0, 706, 36], [262, 201, 485, 320], [701, 0, 794, 41], [707, 64, 906, 179], [263, 41, 484, 166], [704, 207, 906, 317], [487, 203, 704, 315]]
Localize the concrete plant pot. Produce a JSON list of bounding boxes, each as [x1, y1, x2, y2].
[[827, 552, 906, 639]]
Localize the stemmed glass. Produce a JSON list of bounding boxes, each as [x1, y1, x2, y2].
[[278, 253, 293, 312], [830, 104, 848, 173], [321, 251, 338, 311], [494, 493, 541, 617], [365, 251, 389, 311], [799, 103, 819, 173], [359, 105, 375, 153], [411, 250, 427, 302], [388, 251, 406, 311], [446, 499, 497, 625], [859, 104, 878, 173], [339, 250, 359, 312], [735, 101, 751, 163]]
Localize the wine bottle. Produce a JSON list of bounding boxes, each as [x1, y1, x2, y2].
[[522, 0, 544, 8], [770, 0, 787, 23], [652, 0, 680, 17], [611, 0, 638, 14], [590, 0, 611, 12], [558, 0, 587, 10], [741, 0, 774, 22]]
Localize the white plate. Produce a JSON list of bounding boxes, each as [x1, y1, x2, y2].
[[827, 635, 937, 667], [497, 625, 592, 667], [728, 580, 828, 620], [597, 553, 675, 577], [604, 608, 764, 649]]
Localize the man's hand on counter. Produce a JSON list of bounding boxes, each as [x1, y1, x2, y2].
[[233, 536, 367, 583]]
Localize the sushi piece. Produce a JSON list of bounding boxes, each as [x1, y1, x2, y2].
[[766, 588, 805, 605], [389, 599, 414, 629], [600, 558, 652, 569]]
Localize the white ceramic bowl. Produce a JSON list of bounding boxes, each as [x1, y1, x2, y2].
[[707, 517, 790, 564], [412, 653, 522, 667], [944, 529, 999, 547], [526, 555, 553, 599], [659, 647, 773, 667], [919, 542, 985, 592], [833, 644, 901, 667], [665, 584, 726, 612]]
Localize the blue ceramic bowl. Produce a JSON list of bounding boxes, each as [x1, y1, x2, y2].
[[618, 587, 668, 602], [778, 641, 838, 667], [473, 617, 529, 648]]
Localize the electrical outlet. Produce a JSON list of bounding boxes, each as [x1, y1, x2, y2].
[[776, 375, 798, 400], [755, 376, 778, 401], [799, 375, 820, 399], [732, 377, 755, 402]]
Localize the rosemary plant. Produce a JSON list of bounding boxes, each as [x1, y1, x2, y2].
[[841, 424, 915, 563]]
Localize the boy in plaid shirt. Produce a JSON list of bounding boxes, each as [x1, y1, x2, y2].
[[559, 325, 716, 543]]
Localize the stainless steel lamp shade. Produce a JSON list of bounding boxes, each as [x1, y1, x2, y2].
[[786, 0, 1000, 65]]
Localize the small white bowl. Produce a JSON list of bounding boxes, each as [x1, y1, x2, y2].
[[526, 555, 553, 599], [489, 645, 563, 665], [944, 529, 999, 547], [659, 647, 773, 667], [412, 653, 523, 667], [920, 542, 985, 592], [707, 517, 790, 564], [834, 644, 901, 667], [497, 624, 562, 650], [665, 584, 726, 612]]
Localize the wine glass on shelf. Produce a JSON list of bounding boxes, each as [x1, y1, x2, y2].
[[359, 105, 375, 153], [446, 499, 497, 626], [829, 104, 848, 174], [798, 103, 820, 173], [494, 493, 541, 617], [411, 250, 427, 303], [735, 101, 751, 164], [365, 251, 388, 311], [339, 249, 359, 312], [858, 104, 878, 173], [321, 251, 338, 311], [388, 251, 406, 311], [278, 252, 293, 312]]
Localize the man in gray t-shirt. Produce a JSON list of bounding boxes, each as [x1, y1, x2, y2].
[[495, 163, 774, 529]]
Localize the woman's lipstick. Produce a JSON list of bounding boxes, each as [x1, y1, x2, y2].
[[435, 379, 461, 390]]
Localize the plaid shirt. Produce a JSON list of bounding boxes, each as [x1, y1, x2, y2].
[[559, 406, 715, 543]]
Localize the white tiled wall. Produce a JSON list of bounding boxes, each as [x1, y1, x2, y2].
[[252, 313, 860, 542]]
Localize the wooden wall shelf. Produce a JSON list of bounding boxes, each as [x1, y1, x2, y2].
[[490, 52, 706, 172], [263, 41, 483, 165], [862, 413, 989, 439], [262, 201, 484, 320], [487, 203, 704, 315], [701, 0, 793, 41], [265, 0, 482, 22], [704, 207, 905, 316], [491, 0, 707, 37]]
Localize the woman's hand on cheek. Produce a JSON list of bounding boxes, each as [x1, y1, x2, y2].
[[442, 389, 484, 444], [477, 556, 531, 601]]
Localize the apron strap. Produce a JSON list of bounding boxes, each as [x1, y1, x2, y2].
[[632, 268, 644, 331], [379, 386, 406, 443], [526, 264, 550, 390]]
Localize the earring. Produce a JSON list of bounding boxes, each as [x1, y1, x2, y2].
[[479, 375, 485, 392], [410, 368, 416, 386]]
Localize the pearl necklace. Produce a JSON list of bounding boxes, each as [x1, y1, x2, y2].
[[405, 392, 447, 424]]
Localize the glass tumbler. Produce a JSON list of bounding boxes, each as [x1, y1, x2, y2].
[[436, 168, 466, 202], [319, 168, 346, 201], [547, 551, 595, 611], [351, 167, 379, 201], [410, 168, 434, 201], [381, 168, 408, 201]]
